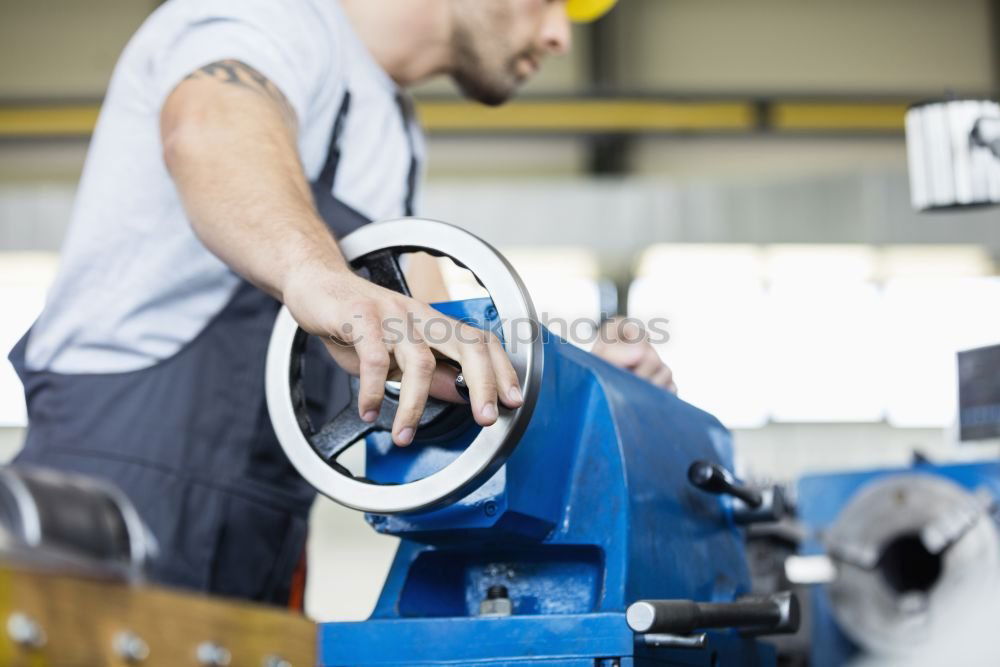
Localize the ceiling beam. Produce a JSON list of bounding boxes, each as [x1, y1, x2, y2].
[[0, 98, 926, 139]]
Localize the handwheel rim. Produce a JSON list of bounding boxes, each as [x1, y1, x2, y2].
[[265, 218, 543, 514]]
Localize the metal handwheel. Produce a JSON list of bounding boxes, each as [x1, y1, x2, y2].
[[265, 219, 543, 514]]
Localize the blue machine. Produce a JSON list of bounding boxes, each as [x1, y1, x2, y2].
[[325, 299, 774, 666], [265, 220, 796, 666], [797, 460, 1000, 666]]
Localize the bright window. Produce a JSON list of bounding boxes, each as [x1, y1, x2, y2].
[[630, 244, 999, 429], [632, 244, 769, 428], [0, 253, 59, 426]]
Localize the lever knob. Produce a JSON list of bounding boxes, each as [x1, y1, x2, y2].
[[687, 460, 763, 508]]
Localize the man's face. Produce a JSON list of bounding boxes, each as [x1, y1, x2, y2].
[[450, 0, 572, 106]]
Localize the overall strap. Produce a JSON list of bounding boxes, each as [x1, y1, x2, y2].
[[315, 90, 353, 193], [311, 88, 419, 236], [309, 90, 369, 238], [395, 93, 420, 216]]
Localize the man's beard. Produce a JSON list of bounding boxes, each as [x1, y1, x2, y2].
[[450, 26, 523, 107]]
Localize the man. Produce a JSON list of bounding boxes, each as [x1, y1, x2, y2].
[[10, 0, 673, 607]]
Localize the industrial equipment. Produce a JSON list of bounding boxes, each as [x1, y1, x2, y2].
[[795, 461, 1000, 666], [0, 466, 315, 666], [896, 95, 1000, 665], [958, 343, 1000, 442], [266, 219, 798, 666], [905, 98, 1000, 211], [0, 561, 316, 666], [0, 465, 156, 579]]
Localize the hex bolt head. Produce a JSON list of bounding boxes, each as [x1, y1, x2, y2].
[[196, 641, 232, 666], [6, 612, 46, 649], [113, 631, 150, 663], [486, 585, 509, 600]]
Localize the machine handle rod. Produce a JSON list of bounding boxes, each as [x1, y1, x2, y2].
[[687, 461, 763, 508], [627, 592, 799, 636]]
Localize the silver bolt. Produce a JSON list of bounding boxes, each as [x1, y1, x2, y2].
[[196, 641, 232, 666], [263, 656, 291, 667], [113, 631, 150, 663], [6, 612, 45, 649]]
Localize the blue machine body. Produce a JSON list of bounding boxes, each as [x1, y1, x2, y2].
[[317, 298, 775, 666], [797, 460, 1000, 667]]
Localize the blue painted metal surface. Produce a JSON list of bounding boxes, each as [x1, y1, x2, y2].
[[323, 614, 772, 666], [318, 298, 773, 666], [797, 460, 1000, 667]]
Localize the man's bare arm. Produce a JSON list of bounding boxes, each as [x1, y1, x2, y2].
[[162, 59, 336, 298], [161, 61, 523, 444], [182, 59, 298, 128]]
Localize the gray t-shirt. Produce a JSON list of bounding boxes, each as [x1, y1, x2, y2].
[[26, 0, 424, 373]]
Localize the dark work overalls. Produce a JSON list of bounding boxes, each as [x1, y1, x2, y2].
[[8, 92, 418, 606]]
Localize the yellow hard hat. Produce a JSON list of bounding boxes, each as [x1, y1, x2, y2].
[[566, 0, 618, 23]]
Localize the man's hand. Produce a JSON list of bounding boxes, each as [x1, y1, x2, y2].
[[281, 260, 523, 446], [161, 60, 522, 447], [592, 318, 677, 394]]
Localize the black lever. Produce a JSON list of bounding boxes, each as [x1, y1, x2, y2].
[[627, 592, 800, 636], [687, 460, 763, 508]]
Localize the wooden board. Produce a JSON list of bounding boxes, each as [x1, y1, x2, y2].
[[0, 564, 316, 666]]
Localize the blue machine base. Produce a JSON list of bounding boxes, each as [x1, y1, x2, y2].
[[317, 614, 775, 666]]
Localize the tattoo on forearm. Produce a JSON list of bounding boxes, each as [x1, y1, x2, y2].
[[184, 59, 297, 126]]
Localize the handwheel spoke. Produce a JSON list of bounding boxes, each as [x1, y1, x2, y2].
[[355, 249, 411, 296], [309, 392, 458, 462], [310, 406, 384, 461]]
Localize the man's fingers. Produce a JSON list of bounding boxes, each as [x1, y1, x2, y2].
[[346, 308, 390, 422], [592, 331, 677, 393], [651, 365, 677, 392], [317, 295, 520, 442], [593, 340, 645, 369], [391, 340, 436, 446], [486, 335, 523, 408], [420, 313, 504, 425], [617, 319, 647, 344], [632, 347, 667, 380], [453, 326, 499, 426]]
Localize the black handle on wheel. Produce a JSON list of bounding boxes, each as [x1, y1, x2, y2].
[[627, 592, 800, 636], [687, 460, 762, 508]]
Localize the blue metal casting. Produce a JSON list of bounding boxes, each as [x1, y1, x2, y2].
[[318, 298, 775, 666]]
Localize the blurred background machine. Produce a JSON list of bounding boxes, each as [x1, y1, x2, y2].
[[905, 99, 1000, 211], [783, 93, 1000, 667], [794, 460, 1000, 666], [266, 220, 799, 666], [0, 466, 315, 666], [0, 464, 156, 578]]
